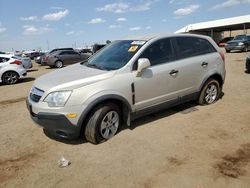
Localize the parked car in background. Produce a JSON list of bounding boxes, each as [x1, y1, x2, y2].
[[246, 55, 250, 72], [92, 44, 106, 53], [43, 48, 74, 65], [2, 54, 32, 69], [13, 55, 32, 69], [0, 54, 27, 84], [23, 51, 40, 60], [47, 50, 91, 68], [35, 52, 46, 64], [225, 34, 250, 53], [27, 33, 225, 144], [218, 37, 233, 47], [0, 51, 5, 54]]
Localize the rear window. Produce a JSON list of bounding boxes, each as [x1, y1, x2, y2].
[[175, 37, 216, 59]]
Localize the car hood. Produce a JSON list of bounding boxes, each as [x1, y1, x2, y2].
[[34, 63, 116, 91]]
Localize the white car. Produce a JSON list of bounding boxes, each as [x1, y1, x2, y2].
[[0, 54, 27, 84], [3, 54, 32, 69]]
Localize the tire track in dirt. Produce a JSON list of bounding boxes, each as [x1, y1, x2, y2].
[[0, 142, 49, 185], [214, 143, 250, 178], [0, 97, 27, 106]]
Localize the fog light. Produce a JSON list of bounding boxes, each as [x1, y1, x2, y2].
[[67, 114, 77, 118]]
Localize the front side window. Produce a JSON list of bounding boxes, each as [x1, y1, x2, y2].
[[234, 35, 246, 40], [85, 40, 146, 70], [139, 38, 175, 66]]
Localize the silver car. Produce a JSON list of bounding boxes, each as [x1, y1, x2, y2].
[[27, 34, 226, 144]]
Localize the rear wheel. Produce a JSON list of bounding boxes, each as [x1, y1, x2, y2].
[[226, 50, 230, 53], [198, 79, 220, 105], [55, 60, 63, 68], [2, 71, 19, 85], [243, 45, 248, 52], [84, 102, 121, 144]]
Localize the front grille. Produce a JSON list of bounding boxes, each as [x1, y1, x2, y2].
[[30, 87, 44, 102]]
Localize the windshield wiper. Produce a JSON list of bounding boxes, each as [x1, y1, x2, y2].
[[85, 63, 107, 70]]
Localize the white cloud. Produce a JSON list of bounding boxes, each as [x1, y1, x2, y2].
[[117, 17, 127, 22], [109, 25, 121, 29], [0, 22, 7, 33], [212, 0, 250, 10], [129, 27, 142, 31], [66, 31, 75, 35], [97, 1, 158, 13], [50, 6, 65, 10], [88, 18, 106, 24], [20, 16, 38, 21], [42, 9, 69, 21], [169, 0, 176, 4], [0, 27, 6, 33], [174, 5, 200, 16], [23, 25, 50, 35], [146, 26, 151, 30]]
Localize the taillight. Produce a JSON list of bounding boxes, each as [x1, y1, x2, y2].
[[219, 51, 225, 63], [10, 60, 22, 65]]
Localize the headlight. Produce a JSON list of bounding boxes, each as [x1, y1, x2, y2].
[[239, 42, 244, 45], [44, 91, 72, 107]]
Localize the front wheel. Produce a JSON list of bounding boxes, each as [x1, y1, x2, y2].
[[84, 102, 121, 144], [198, 79, 221, 105], [226, 49, 230, 53]]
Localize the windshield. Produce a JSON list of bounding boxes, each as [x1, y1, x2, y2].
[[85, 40, 146, 70], [234, 35, 246, 41]]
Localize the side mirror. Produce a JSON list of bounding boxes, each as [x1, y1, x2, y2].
[[136, 58, 151, 77]]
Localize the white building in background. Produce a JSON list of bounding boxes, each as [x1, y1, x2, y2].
[[175, 15, 250, 43]]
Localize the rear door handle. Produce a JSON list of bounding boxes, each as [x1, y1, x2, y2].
[[169, 69, 179, 76], [201, 62, 208, 67]]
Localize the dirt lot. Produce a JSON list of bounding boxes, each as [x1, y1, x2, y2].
[[0, 51, 250, 188]]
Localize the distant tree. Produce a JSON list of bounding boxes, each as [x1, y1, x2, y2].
[[106, 40, 111, 44]]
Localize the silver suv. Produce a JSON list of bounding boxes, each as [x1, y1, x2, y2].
[[27, 34, 226, 144]]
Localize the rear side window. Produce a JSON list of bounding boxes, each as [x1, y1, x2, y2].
[[175, 37, 216, 59], [0, 57, 9, 63], [139, 38, 175, 66]]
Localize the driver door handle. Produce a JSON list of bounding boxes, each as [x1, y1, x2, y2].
[[169, 69, 179, 76]]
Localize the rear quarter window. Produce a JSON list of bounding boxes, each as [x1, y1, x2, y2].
[[175, 37, 216, 59]]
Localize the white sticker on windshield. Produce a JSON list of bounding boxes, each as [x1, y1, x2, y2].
[[131, 41, 146, 45]]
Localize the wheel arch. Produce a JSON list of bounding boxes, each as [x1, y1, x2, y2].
[[199, 73, 224, 92], [78, 94, 132, 136]]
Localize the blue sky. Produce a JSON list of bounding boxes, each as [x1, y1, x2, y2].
[[0, 0, 249, 51]]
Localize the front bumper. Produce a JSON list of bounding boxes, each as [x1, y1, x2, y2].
[[225, 45, 245, 51], [26, 99, 82, 139]]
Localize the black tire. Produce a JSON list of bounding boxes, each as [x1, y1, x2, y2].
[[226, 50, 230, 53], [2, 71, 19, 85], [84, 102, 121, 144], [55, 60, 63, 68], [243, 45, 248, 52], [198, 79, 221, 105]]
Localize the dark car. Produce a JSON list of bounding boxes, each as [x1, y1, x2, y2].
[[35, 52, 46, 64], [43, 48, 74, 65], [218, 37, 234, 47], [92, 44, 106, 53], [47, 50, 91, 68], [246, 55, 250, 72], [24, 51, 40, 60], [225, 34, 250, 53]]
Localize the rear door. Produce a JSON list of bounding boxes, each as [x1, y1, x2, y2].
[[172, 36, 218, 97]]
